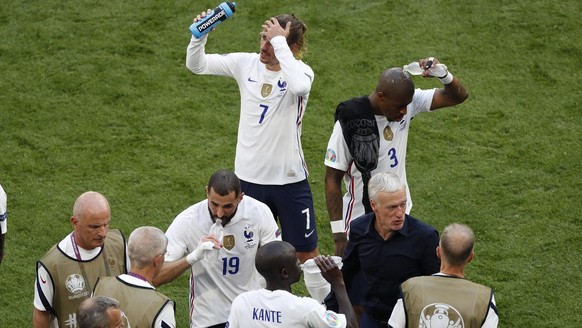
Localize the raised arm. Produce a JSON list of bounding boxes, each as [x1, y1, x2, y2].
[[417, 57, 469, 110], [315, 256, 358, 328]]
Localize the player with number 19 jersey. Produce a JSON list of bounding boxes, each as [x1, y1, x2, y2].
[[164, 195, 281, 328], [324, 89, 435, 232], [186, 35, 314, 185]]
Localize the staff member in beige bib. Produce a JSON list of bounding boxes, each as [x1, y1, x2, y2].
[[33, 191, 128, 328]]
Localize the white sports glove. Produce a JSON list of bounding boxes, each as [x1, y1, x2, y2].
[[186, 241, 215, 265], [428, 63, 448, 78]]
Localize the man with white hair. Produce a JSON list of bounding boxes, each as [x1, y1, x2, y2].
[[93, 226, 175, 328], [325, 172, 440, 328]]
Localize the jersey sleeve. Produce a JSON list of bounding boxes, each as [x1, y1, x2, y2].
[[154, 301, 176, 328], [482, 294, 499, 328], [271, 36, 314, 96], [388, 298, 406, 328], [409, 88, 436, 118], [0, 184, 6, 234], [324, 121, 351, 171], [34, 263, 54, 311], [164, 216, 191, 262], [305, 306, 347, 328], [257, 203, 282, 245], [185, 34, 243, 78]]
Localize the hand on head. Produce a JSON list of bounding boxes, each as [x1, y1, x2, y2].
[[261, 17, 290, 41]]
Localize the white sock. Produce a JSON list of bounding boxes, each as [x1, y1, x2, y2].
[[303, 271, 331, 303]]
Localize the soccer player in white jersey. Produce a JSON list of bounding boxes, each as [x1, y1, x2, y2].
[[152, 169, 281, 328], [227, 240, 358, 328], [0, 184, 7, 265], [185, 12, 322, 266], [325, 60, 469, 257]]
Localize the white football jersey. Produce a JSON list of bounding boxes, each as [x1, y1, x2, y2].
[[227, 289, 346, 328], [165, 196, 281, 328], [324, 89, 435, 231], [186, 35, 314, 185], [0, 184, 6, 234]]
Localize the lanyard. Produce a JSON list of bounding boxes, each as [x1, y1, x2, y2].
[[128, 272, 148, 282], [70, 232, 82, 261]]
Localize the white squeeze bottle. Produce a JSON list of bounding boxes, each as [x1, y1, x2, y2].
[[207, 218, 224, 261], [403, 60, 448, 77], [402, 62, 425, 75]]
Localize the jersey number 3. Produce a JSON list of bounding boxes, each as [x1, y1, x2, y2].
[[388, 147, 399, 168]]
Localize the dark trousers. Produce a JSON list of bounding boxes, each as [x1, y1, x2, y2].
[[361, 312, 389, 328], [206, 323, 226, 328]]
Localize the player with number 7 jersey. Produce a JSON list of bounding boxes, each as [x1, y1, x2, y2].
[[185, 13, 322, 269]]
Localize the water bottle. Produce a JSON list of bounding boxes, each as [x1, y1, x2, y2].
[[402, 62, 424, 75], [206, 218, 224, 261], [190, 2, 237, 38], [403, 61, 448, 77]]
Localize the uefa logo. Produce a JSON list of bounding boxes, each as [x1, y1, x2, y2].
[[65, 274, 86, 294]]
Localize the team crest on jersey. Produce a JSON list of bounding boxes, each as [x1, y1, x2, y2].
[[65, 274, 86, 294], [383, 126, 394, 141], [323, 310, 342, 327], [277, 79, 287, 92], [243, 225, 254, 242], [243, 225, 256, 249], [223, 234, 235, 250], [420, 303, 465, 328], [261, 83, 273, 98]]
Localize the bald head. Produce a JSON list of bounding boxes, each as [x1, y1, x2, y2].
[[440, 223, 475, 267], [376, 68, 415, 100], [73, 191, 110, 223], [71, 191, 111, 249], [128, 226, 167, 269], [255, 241, 297, 280]]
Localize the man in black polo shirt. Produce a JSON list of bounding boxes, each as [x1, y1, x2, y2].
[[326, 172, 440, 328]]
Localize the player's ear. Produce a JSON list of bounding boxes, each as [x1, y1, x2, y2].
[[467, 251, 475, 264], [370, 199, 377, 212], [70, 216, 78, 229], [281, 267, 289, 279]]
